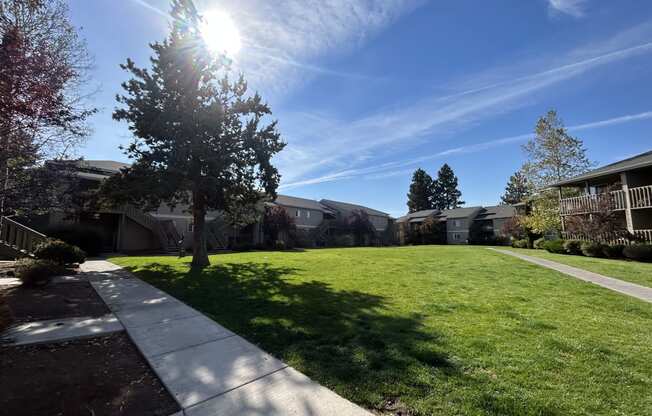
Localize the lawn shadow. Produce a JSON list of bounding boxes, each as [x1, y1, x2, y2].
[[126, 261, 458, 411]]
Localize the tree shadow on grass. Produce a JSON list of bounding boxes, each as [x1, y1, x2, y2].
[[125, 261, 459, 412]]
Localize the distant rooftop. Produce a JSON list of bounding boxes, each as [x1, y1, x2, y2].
[[551, 149, 652, 187], [473, 205, 517, 221], [272, 195, 334, 213], [440, 206, 483, 219], [320, 199, 389, 217]]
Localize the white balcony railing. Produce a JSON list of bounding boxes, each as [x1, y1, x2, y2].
[[559, 190, 626, 215], [629, 185, 652, 209]]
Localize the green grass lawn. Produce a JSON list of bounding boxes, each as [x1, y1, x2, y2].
[[504, 247, 652, 288], [111, 246, 652, 416]]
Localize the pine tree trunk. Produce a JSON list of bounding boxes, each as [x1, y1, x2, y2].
[[191, 192, 210, 268]]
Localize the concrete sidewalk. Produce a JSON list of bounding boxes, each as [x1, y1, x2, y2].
[[81, 260, 371, 416], [490, 248, 652, 303]]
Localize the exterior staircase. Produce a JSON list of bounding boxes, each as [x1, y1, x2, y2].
[[120, 205, 180, 254], [206, 217, 230, 250], [311, 220, 332, 247], [0, 216, 47, 259]]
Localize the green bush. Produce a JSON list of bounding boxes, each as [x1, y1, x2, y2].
[[15, 258, 64, 287], [46, 225, 103, 257], [533, 238, 546, 250], [511, 239, 528, 249], [34, 239, 86, 265], [544, 239, 566, 254], [623, 244, 652, 263], [602, 244, 625, 259], [563, 240, 583, 255], [581, 241, 603, 257]]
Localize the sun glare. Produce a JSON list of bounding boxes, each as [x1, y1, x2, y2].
[[200, 10, 242, 57]]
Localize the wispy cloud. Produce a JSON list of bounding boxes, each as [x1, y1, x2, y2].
[[547, 0, 588, 18], [280, 110, 652, 189], [277, 27, 652, 186], [127, 0, 421, 96], [209, 0, 423, 96]]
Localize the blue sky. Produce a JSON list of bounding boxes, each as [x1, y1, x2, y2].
[[70, 0, 652, 217]]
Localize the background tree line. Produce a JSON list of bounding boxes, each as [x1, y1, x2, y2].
[[407, 163, 464, 213]]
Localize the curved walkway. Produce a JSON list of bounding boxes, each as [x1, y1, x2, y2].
[[490, 248, 652, 303], [80, 260, 371, 416]]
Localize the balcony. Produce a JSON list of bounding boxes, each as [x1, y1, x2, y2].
[[560, 185, 652, 215]]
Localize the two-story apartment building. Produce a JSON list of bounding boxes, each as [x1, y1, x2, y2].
[[552, 149, 652, 242], [2, 160, 396, 254], [396, 205, 518, 245]]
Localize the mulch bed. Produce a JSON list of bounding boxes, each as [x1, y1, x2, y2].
[[1, 281, 110, 323], [0, 332, 180, 416]]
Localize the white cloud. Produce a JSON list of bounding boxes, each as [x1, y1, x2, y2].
[[280, 110, 652, 190], [547, 0, 588, 18], [276, 30, 652, 187], [197, 0, 424, 97], [128, 0, 422, 97]]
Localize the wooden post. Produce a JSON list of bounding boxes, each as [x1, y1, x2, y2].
[[621, 172, 634, 233], [558, 187, 565, 234]]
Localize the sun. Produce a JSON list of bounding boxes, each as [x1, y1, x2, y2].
[[200, 10, 242, 57]]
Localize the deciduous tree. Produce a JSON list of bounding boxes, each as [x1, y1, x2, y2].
[[0, 0, 94, 216], [521, 110, 593, 189]]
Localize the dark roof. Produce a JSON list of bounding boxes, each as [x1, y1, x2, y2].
[[273, 195, 333, 213], [320, 199, 389, 217], [395, 209, 440, 223], [474, 205, 517, 221], [440, 206, 483, 219], [76, 160, 130, 173], [551, 149, 652, 187]]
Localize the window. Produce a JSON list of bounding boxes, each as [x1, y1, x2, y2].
[[453, 233, 461, 240], [187, 222, 193, 232], [296, 209, 301, 217], [453, 219, 461, 227], [306, 210, 311, 219]]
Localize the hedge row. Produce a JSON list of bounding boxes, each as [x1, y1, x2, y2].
[[540, 239, 652, 262]]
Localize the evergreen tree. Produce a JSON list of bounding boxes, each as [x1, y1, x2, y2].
[[432, 164, 464, 210], [521, 109, 593, 188], [103, 0, 285, 268], [407, 168, 433, 212], [500, 170, 531, 205]]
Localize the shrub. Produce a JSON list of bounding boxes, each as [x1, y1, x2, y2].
[[563, 240, 583, 256], [602, 244, 625, 259], [581, 241, 603, 257], [46, 225, 103, 257], [494, 235, 511, 246], [15, 258, 64, 287], [511, 239, 528, 249], [623, 244, 652, 263], [34, 239, 86, 265], [533, 238, 546, 250], [274, 240, 286, 250], [543, 239, 565, 254]]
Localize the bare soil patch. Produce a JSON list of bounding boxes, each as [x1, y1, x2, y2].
[[1, 281, 109, 322], [0, 332, 180, 416]]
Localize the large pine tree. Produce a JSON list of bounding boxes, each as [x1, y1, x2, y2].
[[500, 170, 531, 205], [104, 0, 285, 268], [407, 168, 433, 212], [432, 164, 464, 210]]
